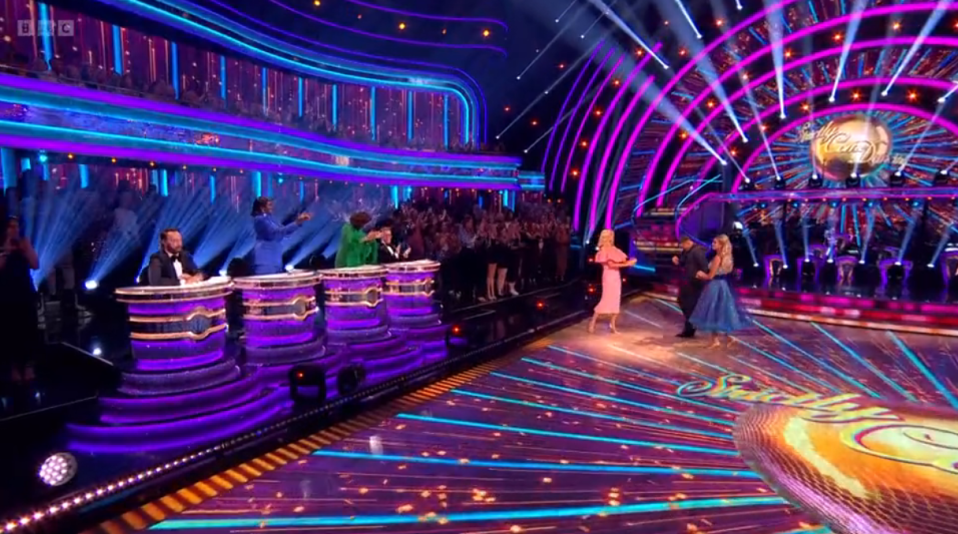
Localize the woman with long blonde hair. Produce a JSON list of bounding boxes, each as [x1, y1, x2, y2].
[[691, 234, 751, 348], [589, 229, 636, 333]]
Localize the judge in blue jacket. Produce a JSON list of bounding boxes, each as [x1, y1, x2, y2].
[[250, 196, 311, 275]]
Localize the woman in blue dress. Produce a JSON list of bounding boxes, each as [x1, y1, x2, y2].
[[250, 197, 311, 275], [690, 234, 751, 349]]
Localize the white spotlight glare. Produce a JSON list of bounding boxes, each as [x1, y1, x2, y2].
[[938, 97, 946, 103], [828, 97, 835, 103], [779, 113, 786, 119], [580, 34, 585, 39], [83, 279, 98, 291], [516, 76, 521, 80], [39, 453, 77, 487], [284, 264, 295, 273], [720, 159, 728, 166], [91, 346, 103, 357], [523, 149, 529, 154], [880, 91, 888, 97], [218, 269, 227, 276]]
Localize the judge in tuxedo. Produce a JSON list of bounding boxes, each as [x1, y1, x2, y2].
[[376, 222, 410, 264], [146, 228, 203, 286]]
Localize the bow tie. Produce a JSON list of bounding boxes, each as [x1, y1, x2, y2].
[[170, 254, 180, 261]]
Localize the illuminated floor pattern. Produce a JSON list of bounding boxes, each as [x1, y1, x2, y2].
[[147, 297, 958, 533]]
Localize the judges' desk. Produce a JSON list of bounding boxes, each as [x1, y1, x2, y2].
[[233, 270, 328, 385], [68, 278, 279, 453], [321, 266, 421, 388], [384, 260, 447, 361]]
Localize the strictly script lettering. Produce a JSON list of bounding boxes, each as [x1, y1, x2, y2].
[[677, 374, 900, 424]]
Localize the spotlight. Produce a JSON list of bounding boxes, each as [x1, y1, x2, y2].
[[845, 174, 861, 188], [91, 346, 103, 356], [890, 171, 904, 187], [83, 279, 99, 291], [774, 176, 785, 190], [935, 169, 949, 186], [808, 174, 823, 189], [284, 264, 295, 272], [38, 453, 77, 487], [828, 96, 835, 103], [218, 269, 228, 276], [289, 363, 327, 404]]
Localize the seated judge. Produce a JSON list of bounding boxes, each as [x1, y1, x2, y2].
[[377, 221, 411, 264], [250, 196, 311, 275], [146, 228, 203, 286], [335, 211, 380, 268]]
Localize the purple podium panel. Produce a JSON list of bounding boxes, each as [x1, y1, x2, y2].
[[233, 270, 332, 386], [68, 278, 279, 453], [321, 265, 421, 387], [384, 260, 447, 362]]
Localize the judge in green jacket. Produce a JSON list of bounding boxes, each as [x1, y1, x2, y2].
[[335, 211, 381, 268]]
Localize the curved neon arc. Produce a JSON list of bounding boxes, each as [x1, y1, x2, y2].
[[573, 49, 653, 230], [197, 0, 487, 142], [586, 74, 657, 233], [542, 44, 603, 176], [638, 1, 958, 217], [662, 36, 958, 199], [733, 103, 958, 190], [673, 104, 958, 239], [341, 0, 508, 28], [549, 48, 616, 188], [99, 0, 480, 143], [596, 0, 797, 229], [694, 76, 956, 192], [265, 0, 507, 54], [560, 54, 630, 193]]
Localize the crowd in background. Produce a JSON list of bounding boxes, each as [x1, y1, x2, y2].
[[0, 47, 505, 154]]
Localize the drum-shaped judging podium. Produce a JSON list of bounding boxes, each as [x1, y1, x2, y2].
[[320, 266, 421, 391], [69, 278, 279, 453], [384, 260, 447, 362], [232, 270, 328, 385]]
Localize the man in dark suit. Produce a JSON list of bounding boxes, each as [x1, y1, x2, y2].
[[146, 228, 203, 286], [673, 236, 709, 338]]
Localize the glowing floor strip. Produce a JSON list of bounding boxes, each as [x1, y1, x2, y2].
[[547, 345, 683, 385], [521, 357, 740, 414], [311, 449, 757, 477], [452, 389, 732, 440], [150, 496, 784, 529], [810, 322, 918, 402], [491, 372, 735, 426], [395, 414, 739, 456]]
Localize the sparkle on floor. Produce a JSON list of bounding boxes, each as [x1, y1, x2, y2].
[[149, 297, 958, 533]]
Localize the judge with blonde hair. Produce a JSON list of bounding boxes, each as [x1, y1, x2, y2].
[[588, 229, 636, 333]]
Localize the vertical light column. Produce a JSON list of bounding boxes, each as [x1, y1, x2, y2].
[[461, 98, 470, 146], [1, 148, 17, 191], [79, 164, 90, 188], [170, 43, 179, 99], [219, 56, 227, 102], [407, 91, 414, 142], [370, 87, 377, 141], [299, 181, 305, 201], [331, 85, 338, 129], [111, 25, 123, 74], [265, 172, 273, 197], [149, 169, 158, 189], [252, 171, 263, 198], [261, 68, 268, 115], [442, 96, 450, 148], [160, 169, 169, 196], [298, 77, 304, 117], [38, 151, 49, 181], [38, 3, 54, 65], [391, 186, 400, 208], [209, 175, 216, 203]]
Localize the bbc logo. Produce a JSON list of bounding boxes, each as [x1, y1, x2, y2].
[[17, 20, 75, 37]]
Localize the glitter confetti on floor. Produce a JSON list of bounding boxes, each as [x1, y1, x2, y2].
[[146, 297, 958, 534]]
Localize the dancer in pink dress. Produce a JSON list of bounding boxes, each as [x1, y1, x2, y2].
[[588, 230, 636, 333]]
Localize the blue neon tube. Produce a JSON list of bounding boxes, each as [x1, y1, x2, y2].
[[39, 4, 54, 66], [370, 87, 376, 141], [219, 56, 226, 101], [443, 95, 449, 148], [170, 42, 179, 98]]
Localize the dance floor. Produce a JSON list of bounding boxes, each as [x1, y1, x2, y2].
[[126, 297, 957, 534]]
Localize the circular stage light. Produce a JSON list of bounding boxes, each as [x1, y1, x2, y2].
[[38, 453, 77, 487], [83, 279, 98, 291]]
